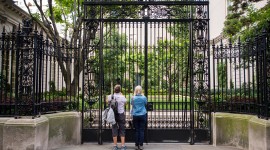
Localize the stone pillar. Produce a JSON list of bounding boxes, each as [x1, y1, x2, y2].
[[0, 118, 12, 150], [45, 112, 81, 150], [212, 113, 217, 147], [249, 117, 270, 150], [2, 116, 49, 150], [212, 113, 252, 149]]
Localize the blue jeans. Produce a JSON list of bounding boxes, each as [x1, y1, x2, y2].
[[133, 114, 146, 146]]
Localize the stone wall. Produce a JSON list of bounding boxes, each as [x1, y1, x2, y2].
[[212, 112, 270, 150], [0, 112, 81, 150], [3, 117, 49, 150], [249, 117, 270, 150], [45, 112, 81, 150], [2, 112, 270, 150], [0, 118, 12, 150]]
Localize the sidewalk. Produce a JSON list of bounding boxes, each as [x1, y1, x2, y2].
[[53, 143, 242, 150]]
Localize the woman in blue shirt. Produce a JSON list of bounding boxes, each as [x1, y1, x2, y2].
[[131, 85, 147, 150]]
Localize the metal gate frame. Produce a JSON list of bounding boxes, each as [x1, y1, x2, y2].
[[82, 0, 210, 145]]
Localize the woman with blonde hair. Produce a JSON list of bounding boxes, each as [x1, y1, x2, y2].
[[131, 85, 147, 150]]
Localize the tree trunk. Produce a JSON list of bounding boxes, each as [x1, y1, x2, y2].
[[168, 76, 172, 102]]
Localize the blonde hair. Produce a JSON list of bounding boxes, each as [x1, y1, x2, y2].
[[134, 85, 143, 95]]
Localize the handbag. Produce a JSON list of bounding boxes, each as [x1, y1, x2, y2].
[[102, 107, 116, 125], [146, 102, 153, 111], [128, 120, 134, 129]]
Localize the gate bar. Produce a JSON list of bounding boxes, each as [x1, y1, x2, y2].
[[144, 20, 149, 144], [207, 4, 212, 144], [189, 15, 195, 145], [84, 19, 209, 22], [98, 6, 104, 145], [83, 1, 209, 6]]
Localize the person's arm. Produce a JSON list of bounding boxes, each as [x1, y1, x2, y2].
[[131, 96, 134, 106], [145, 96, 147, 105], [122, 95, 127, 105], [130, 96, 134, 108], [107, 95, 112, 105], [125, 97, 128, 106]]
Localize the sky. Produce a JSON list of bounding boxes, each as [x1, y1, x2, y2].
[[15, 0, 268, 40]]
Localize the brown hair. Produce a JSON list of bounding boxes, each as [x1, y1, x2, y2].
[[114, 84, 121, 93]]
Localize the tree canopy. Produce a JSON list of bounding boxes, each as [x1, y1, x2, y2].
[[223, 0, 270, 40], [23, 0, 141, 95]]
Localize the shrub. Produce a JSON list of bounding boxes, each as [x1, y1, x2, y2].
[[49, 81, 56, 93], [0, 75, 10, 92]]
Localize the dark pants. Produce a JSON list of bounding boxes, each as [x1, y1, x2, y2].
[[133, 114, 146, 146], [112, 113, 126, 137]]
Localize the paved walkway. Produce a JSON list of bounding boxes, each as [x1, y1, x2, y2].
[[54, 143, 242, 150]]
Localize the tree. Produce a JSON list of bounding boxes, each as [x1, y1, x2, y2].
[[155, 39, 189, 101], [217, 63, 227, 88], [24, 0, 140, 95], [102, 27, 128, 94], [148, 19, 190, 101], [23, 0, 86, 95], [223, 0, 270, 40]]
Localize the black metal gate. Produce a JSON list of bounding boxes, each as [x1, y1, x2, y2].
[[82, 0, 210, 144]]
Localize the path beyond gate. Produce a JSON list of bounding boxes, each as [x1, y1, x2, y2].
[[82, 0, 210, 145]]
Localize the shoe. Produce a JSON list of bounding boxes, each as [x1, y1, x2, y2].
[[139, 145, 144, 150], [112, 146, 118, 150], [120, 146, 127, 150], [136, 146, 140, 150]]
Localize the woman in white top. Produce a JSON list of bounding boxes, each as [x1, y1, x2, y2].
[[108, 84, 127, 150]]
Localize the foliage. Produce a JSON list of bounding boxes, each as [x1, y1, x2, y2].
[[102, 28, 128, 94], [153, 37, 189, 101], [49, 81, 56, 93], [223, 0, 270, 40], [0, 75, 7, 90], [24, 0, 141, 97], [230, 80, 234, 89], [217, 63, 227, 88], [211, 94, 227, 103], [0, 74, 10, 92]]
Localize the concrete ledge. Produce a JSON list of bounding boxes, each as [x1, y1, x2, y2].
[[0, 118, 12, 150], [249, 117, 270, 150], [0, 112, 81, 150], [45, 112, 81, 150], [213, 113, 252, 149], [212, 112, 270, 150], [2, 116, 49, 150]]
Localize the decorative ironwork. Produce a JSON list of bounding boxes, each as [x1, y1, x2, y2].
[[16, 19, 36, 116], [84, 0, 209, 1], [83, 0, 210, 144], [84, 1, 209, 21], [190, 4, 209, 144], [212, 30, 270, 119], [0, 20, 80, 117]]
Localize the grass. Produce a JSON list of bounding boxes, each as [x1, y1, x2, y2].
[[117, 94, 193, 110], [123, 94, 191, 102]]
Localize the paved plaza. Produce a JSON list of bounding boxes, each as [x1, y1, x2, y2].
[[54, 143, 242, 150]]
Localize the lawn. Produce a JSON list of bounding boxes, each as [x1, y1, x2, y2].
[[123, 94, 192, 110]]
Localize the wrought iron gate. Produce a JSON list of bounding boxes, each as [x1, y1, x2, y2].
[[82, 0, 210, 144]]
